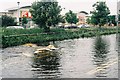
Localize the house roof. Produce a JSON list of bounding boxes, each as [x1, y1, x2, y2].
[[20, 6, 31, 9], [79, 11, 88, 15], [7, 7, 18, 11], [7, 5, 31, 11]]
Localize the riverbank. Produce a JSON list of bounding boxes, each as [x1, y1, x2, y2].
[[1, 27, 120, 48]]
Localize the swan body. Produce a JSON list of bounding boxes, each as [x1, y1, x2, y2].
[[34, 45, 58, 54], [23, 43, 37, 47]]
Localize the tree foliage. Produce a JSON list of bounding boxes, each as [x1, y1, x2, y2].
[[30, 0, 62, 32], [22, 17, 28, 26], [86, 18, 91, 24], [90, 1, 110, 27], [1, 15, 17, 27], [65, 10, 78, 24], [108, 15, 116, 26], [119, 14, 120, 21], [60, 15, 65, 23]]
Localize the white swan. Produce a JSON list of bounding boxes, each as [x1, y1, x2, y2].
[[34, 45, 58, 54], [23, 43, 37, 47]]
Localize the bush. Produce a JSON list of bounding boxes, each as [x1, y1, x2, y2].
[[1, 15, 17, 27]]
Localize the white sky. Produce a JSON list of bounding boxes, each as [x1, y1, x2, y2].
[[0, 0, 118, 15]]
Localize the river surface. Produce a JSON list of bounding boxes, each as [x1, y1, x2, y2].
[[1, 34, 119, 78]]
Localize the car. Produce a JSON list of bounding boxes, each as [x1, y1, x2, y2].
[[78, 24, 85, 28], [6, 26, 24, 29], [67, 26, 78, 29], [78, 24, 90, 28], [85, 24, 90, 27], [58, 24, 64, 28], [64, 24, 70, 28], [64, 24, 78, 29]]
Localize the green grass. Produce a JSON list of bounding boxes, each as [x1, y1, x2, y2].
[[1, 27, 120, 48], [2, 28, 44, 36]]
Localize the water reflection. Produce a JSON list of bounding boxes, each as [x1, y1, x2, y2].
[[2, 34, 118, 78], [117, 34, 120, 55], [32, 51, 61, 78], [92, 36, 109, 77], [117, 34, 120, 79]]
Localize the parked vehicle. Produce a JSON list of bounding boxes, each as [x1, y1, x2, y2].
[[64, 24, 78, 29], [64, 24, 70, 28], [58, 23, 64, 28], [78, 24, 90, 28]]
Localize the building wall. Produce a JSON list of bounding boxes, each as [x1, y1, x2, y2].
[[8, 7, 31, 21], [7, 7, 31, 17], [0, 6, 35, 27], [77, 12, 88, 24], [20, 8, 31, 18], [8, 7, 33, 27], [0, 12, 13, 17]]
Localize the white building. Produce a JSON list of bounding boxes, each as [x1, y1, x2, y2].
[[0, 5, 91, 27], [0, 12, 13, 16], [77, 11, 89, 25], [0, 5, 35, 28], [7, 6, 32, 19]]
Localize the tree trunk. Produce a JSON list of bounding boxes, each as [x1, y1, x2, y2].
[[99, 24, 102, 31], [44, 26, 50, 33]]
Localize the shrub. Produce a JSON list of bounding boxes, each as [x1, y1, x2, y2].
[[1, 15, 17, 27]]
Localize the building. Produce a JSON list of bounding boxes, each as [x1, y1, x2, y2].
[[77, 11, 89, 25], [0, 12, 13, 16], [0, 5, 90, 27], [7, 6, 32, 18], [0, 5, 34, 28]]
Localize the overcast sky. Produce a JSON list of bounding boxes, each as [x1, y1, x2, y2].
[[0, 0, 118, 15]]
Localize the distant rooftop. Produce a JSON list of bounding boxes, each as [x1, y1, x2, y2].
[[79, 11, 88, 15], [6, 5, 31, 11]]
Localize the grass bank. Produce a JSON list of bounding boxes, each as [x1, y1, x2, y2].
[[1, 27, 120, 48]]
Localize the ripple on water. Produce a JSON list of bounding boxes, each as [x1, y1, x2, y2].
[[2, 34, 119, 78]]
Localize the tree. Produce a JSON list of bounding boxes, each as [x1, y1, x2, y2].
[[108, 15, 116, 26], [1, 15, 17, 27], [119, 14, 120, 21], [30, 0, 62, 32], [65, 10, 78, 25], [86, 17, 91, 24], [22, 17, 28, 27], [21, 17, 28, 28], [90, 1, 110, 27], [60, 15, 65, 24]]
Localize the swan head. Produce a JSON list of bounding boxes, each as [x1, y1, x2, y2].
[[47, 45, 56, 50]]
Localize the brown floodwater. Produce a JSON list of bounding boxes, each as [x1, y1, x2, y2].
[[1, 34, 119, 78]]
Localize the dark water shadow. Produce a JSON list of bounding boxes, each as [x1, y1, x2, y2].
[[117, 34, 120, 55], [92, 35, 109, 77], [31, 51, 61, 79], [116, 33, 120, 79]]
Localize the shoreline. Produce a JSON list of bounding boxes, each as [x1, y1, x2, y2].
[[2, 27, 120, 48]]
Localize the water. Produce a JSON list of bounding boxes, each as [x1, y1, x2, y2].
[[1, 34, 119, 78]]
